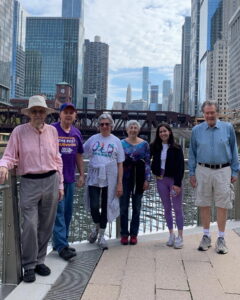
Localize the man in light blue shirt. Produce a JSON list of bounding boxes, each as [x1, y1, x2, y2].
[[189, 100, 239, 254]]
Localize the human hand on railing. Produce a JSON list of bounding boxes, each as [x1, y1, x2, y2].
[[0, 167, 8, 184], [77, 175, 85, 188], [190, 175, 197, 188], [143, 180, 150, 190], [58, 189, 64, 201], [116, 182, 123, 198]]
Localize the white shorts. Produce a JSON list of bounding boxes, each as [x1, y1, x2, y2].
[[195, 164, 234, 209]]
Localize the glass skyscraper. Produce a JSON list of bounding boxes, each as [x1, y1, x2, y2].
[[162, 80, 171, 111], [24, 17, 83, 105], [62, 0, 84, 20], [0, 0, 14, 103], [142, 66, 149, 103], [180, 16, 191, 114], [11, 0, 27, 98], [198, 0, 222, 110]]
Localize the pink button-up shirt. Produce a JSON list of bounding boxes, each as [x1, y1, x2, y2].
[[0, 123, 63, 189]]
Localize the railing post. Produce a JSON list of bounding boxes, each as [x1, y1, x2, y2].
[[115, 216, 121, 238], [2, 171, 22, 284]]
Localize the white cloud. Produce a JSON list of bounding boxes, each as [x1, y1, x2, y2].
[[85, 0, 191, 72], [19, 0, 191, 74], [18, 0, 191, 108]]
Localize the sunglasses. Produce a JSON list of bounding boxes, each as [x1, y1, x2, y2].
[[99, 122, 111, 127], [30, 109, 46, 114]]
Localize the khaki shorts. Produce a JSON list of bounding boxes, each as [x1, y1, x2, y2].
[[195, 164, 234, 209]]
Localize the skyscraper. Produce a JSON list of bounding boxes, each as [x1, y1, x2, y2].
[[83, 36, 109, 109], [189, 0, 200, 116], [150, 85, 159, 104], [229, 5, 240, 109], [162, 80, 171, 111], [126, 84, 132, 106], [24, 17, 83, 105], [198, 0, 222, 112], [11, 0, 27, 98], [142, 66, 149, 102], [173, 64, 182, 112], [62, 0, 84, 20], [0, 0, 14, 104], [180, 16, 191, 114]]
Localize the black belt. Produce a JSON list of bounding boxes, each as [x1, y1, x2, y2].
[[22, 170, 56, 179], [198, 163, 230, 169]]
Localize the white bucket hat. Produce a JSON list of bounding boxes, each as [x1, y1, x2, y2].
[[21, 95, 56, 115]]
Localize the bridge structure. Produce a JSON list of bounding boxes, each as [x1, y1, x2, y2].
[[0, 107, 194, 141]]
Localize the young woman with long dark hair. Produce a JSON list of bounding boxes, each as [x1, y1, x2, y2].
[[150, 123, 185, 248]]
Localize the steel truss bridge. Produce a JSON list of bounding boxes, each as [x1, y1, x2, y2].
[[0, 107, 193, 141]]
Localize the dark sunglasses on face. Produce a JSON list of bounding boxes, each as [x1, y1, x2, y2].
[[99, 122, 111, 127], [30, 109, 46, 114]]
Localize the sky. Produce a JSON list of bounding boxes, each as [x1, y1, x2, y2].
[[19, 0, 191, 109]]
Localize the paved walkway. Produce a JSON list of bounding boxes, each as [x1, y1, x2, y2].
[[82, 224, 240, 300], [4, 221, 240, 300]]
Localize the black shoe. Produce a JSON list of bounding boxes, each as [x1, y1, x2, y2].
[[23, 269, 36, 283], [68, 246, 76, 252], [35, 264, 51, 276], [59, 247, 77, 261]]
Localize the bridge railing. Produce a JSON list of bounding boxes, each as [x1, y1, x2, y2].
[[1, 161, 240, 286]]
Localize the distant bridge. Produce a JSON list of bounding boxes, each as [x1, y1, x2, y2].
[[0, 107, 193, 141]]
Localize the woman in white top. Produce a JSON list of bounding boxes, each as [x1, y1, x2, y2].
[[150, 123, 185, 249], [83, 113, 125, 250]]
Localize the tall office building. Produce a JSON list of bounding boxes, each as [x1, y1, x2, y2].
[[11, 0, 27, 98], [198, 0, 222, 113], [180, 16, 191, 114], [229, 6, 240, 109], [162, 80, 171, 111], [173, 64, 182, 112], [150, 85, 159, 104], [126, 84, 132, 106], [205, 0, 240, 112], [0, 0, 14, 104], [24, 17, 83, 105], [142, 66, 149, 102], [62, 0, 84, 19], [189, 0, 200, 116], [83, 36, 109, 109]]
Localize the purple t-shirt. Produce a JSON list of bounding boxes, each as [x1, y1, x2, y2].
[[52, 122, 84, 183]]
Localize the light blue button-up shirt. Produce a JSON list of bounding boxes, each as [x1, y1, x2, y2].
[[188, 120, 239, 177]]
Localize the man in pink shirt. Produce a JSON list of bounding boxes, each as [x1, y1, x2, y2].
[[0, 95, 64, 283]]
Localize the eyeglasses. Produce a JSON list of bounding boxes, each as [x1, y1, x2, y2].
[[30, 109, 46, 115], [99, 122, 111, 127]]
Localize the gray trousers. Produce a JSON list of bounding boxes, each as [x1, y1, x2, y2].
[[19, 173, 59, 270]]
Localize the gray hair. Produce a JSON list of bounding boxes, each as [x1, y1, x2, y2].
[[98, 113, 115, 127], [125, 120, 141, 130], [201, 100, 219, 113]]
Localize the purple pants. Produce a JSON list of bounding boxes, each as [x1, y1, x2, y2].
[[156, 175, 184, 230]]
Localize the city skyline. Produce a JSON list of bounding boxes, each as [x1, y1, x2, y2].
[[18, 0, 191, 108]]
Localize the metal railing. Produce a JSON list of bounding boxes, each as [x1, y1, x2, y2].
[[0, 171, 22, 285], [0, 163, 240, 286]]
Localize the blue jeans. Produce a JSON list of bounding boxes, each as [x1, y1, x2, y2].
[[88, 186, 108, 229], [52, 182, 75, 252], [120, 181, 143, 237]]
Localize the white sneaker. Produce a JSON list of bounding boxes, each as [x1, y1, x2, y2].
[[97, 235, 108, 250], [174, 236, 184, 249], [166, 233, 175, 247]]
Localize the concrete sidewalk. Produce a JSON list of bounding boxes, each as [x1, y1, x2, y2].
[[82, 223, 240, 300]]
